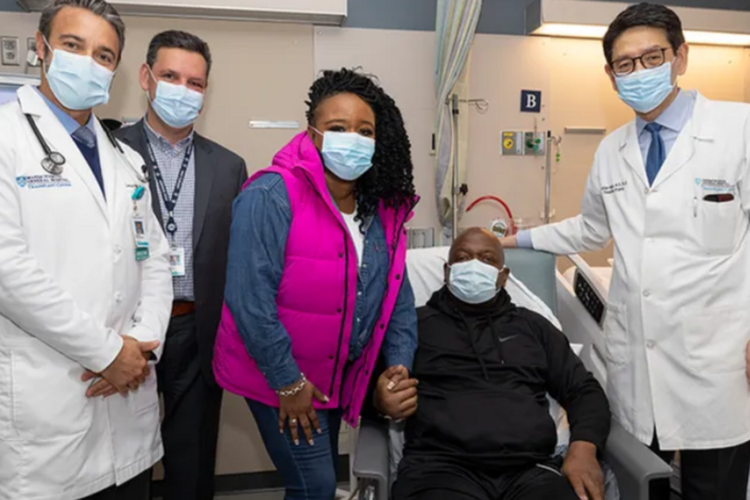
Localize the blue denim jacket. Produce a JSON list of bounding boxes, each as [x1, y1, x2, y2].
[[225, 173, 418, 390]]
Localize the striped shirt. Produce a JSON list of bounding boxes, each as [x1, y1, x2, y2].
[[144, 119, 196, 301]]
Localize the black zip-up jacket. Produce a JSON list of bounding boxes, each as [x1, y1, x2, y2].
[[403, 287, 610, 473]]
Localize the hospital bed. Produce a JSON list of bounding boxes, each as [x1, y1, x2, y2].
[[352, 248, 672, 500]]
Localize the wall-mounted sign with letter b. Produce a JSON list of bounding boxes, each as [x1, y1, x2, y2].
[[521, 90, 542, 113]]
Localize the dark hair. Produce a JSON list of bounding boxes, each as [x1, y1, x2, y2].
[[147, 30, 212, 77], [603, 3, 685, 66], [306, 68, 416, 227], [39, 0, 125, 62]]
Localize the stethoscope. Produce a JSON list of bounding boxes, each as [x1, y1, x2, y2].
[[25, 114, 65, 175], [24, 113, 149, 184]]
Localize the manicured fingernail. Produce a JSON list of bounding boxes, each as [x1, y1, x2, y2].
[[279, 429, 284, 434], [324, 396, 330, 402], [294, 439, 299, 446], [308, 440, 315, 446], [317, 428, 322, 435], [387, 381, 396, 391]]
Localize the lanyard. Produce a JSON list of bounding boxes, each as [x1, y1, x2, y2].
[[144, 133, 194, 240]]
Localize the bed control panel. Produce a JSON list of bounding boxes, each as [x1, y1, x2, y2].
[[573, 271, 606, 326]]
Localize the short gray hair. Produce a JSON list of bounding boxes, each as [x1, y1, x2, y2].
[[39, 0, 125, 62]]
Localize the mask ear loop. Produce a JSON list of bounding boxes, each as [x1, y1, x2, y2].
[[442, 257, 451, 285], [40, 35, 53, 75], [144, 66, 162, 106]]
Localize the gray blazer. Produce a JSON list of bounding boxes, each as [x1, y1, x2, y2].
[[115, 120, 248, 383]]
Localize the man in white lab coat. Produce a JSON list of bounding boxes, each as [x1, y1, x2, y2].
[[503, 3, 750, 499], [0, 1, 172, 499]]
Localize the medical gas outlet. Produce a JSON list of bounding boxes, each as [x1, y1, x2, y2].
[[501, 131, 547, 156]]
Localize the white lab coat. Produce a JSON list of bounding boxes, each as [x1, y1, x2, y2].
[[531, 92, 750, 451], [0, 85, 173, 500]]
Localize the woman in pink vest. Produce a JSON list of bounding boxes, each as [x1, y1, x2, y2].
[[214, 69, 419, 499]]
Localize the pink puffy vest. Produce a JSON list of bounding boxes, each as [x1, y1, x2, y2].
[[213, 132, 413, 426]]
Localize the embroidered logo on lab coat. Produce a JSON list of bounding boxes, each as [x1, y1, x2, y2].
[[16, 175, 72, 189], [602, 181, 628, 195], [695, 177, 735, 193]]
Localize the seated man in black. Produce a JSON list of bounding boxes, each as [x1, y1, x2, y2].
[[376, 228, 610, 500]]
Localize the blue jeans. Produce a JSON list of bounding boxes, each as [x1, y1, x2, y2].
[[246, 399, 343, 500]]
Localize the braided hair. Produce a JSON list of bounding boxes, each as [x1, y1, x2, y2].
[[306, 68, 416, 226]]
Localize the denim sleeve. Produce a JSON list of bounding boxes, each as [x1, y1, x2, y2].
[[224, 174, 301, 390], [382, 268, 418, 372], [516, 230, 534, 249]]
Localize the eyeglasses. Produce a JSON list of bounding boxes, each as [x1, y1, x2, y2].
[[611, 47, 672, 77]]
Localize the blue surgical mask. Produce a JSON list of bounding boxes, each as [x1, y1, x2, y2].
[[44, 42, 114, 110], [615, 62, 675, 114], [313, 128, 375, 181], [148, 68, 204, 129], [448, 259, 502, 305]]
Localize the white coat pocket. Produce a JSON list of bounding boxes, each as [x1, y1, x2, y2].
[[129, 366, 159, 414], [603, 302, 629, 365], [12, 343, 92, 440], [697, 198, 741, 255], [683, 305, 748, 374]]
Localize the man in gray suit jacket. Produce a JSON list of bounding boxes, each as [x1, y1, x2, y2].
[[115, 30, 247, 500]]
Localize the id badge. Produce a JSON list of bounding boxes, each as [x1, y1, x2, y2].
[[131, 215, 149, 249], [135, 247, 150, 261], [169, 247, 186, 277]]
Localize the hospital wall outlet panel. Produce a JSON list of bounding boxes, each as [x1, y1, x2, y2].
[[524, 131, 546, 156], [501, 131, 547, 156], [1, 37, 20, 66], [501, 131, 525, 155], [26, 38, 39, 67]]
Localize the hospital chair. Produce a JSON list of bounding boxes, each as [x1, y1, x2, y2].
[[352, 248, 672, 500]]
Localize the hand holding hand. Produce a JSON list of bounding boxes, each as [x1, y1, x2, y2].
[[374, 365, 418, 420], [562, 441, 604, 500]]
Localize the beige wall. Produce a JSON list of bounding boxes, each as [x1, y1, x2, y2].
[[100, 16, 314, 178], [465, 35, 750, 270], [2, 9, 750, 478], [0, 12, 41, 78], [314, 27, 437, 229], [313, 29, 750, 273]]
